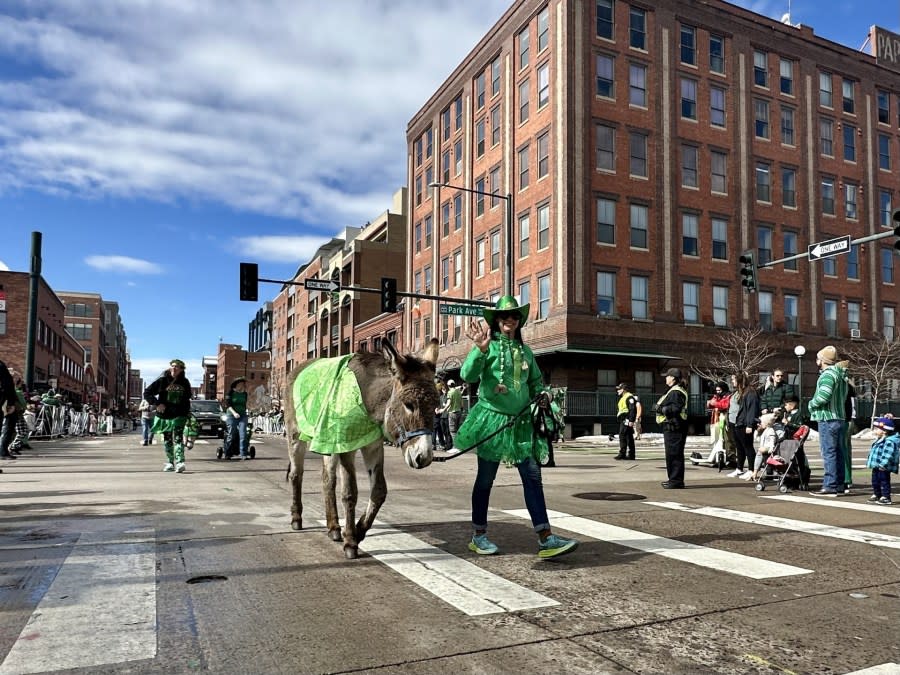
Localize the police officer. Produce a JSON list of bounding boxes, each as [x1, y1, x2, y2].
[[614, 382, 640, 460], [656, 368, 689, 488]]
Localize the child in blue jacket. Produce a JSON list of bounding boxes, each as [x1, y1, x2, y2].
[[866, 416, 900, 505]]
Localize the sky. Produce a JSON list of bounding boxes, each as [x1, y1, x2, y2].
[[0, 0, 896, 388]]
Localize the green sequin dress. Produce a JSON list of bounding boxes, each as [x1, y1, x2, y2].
[[454, 334, 548, 465]]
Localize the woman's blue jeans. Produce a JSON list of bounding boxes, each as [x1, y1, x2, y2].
[[226, 414, 248, 457], [141, 417, 153, 444], [472, 455, 549, 533]]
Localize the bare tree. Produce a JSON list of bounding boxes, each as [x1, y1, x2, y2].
[[689, 326, 778, 386], [843, 337, 900, 421]]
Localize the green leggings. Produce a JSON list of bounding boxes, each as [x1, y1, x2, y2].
[[163, 430, 185, 464]]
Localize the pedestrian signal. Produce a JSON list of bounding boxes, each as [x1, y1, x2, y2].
[[739, 251, 757, 293], [380, 277, 398, 313], [239, 262, 258, 302]]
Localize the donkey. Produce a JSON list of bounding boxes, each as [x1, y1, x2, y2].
[[284, 339, 440, 559]]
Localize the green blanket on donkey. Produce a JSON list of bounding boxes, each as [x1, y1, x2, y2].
[[293, 354, 383, 455]]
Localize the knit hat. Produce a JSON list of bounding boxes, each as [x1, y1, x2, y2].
[[873, 416, 896, 433], [816, 346, 838, 365], [170, 359, 186, 368], [615, 382, 628, 391], [664, 368, 682, 379]]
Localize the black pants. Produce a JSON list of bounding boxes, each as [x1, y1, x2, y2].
[[617, 419, 635, 458], [663, 427, 687, 483], [731, 423, 755, 472]]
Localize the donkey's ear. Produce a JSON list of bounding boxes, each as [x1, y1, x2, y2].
[[382, 339, 407, 372], [421, 338, 439, 367]]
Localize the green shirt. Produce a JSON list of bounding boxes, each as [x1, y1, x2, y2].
[[460, 334, 545, 414], [447, 387, 462, 412]]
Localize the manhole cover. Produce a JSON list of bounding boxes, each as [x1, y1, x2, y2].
[[186, 575, 228, 585], [573, 492, 645, 501]]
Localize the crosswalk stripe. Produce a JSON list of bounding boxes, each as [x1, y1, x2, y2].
[[762, 494, 898, 514], [647, 502, 900, 549], [843, 664, 900, 674], [318, 521, 559, 616], [0, 523, 156, 675], [502, 509, 811, 578]]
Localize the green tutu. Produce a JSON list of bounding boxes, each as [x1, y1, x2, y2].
[[454, 404, 547, 465], [150, 416, 187, 435]]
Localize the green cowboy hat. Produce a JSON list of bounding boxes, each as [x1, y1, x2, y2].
[[483, 295, 530, 327]]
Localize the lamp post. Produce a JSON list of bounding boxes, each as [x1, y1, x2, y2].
[[794, 344, 806, 409], [429, 181, 514, 297]]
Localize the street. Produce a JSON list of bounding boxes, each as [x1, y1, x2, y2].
[[0, 431, 899, 674]]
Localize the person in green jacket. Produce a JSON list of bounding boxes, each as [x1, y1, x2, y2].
[[807, 346, 849, 496], [454, 296, 578, 559]]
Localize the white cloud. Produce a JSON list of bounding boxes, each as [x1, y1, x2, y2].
[[0, 260, 9, 271], [0, 1, 510, 227], [233, 235, 333, 263], [84, 255, 164, 274]]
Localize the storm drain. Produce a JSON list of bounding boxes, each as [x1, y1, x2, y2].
[[573, 491, 645, 501], [186, 575, 228, 584]]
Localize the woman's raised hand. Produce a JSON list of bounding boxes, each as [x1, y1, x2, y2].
[[466, 319, 491, 352]]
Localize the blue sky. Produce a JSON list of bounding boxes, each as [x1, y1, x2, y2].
[[0, 0, 895, 387]]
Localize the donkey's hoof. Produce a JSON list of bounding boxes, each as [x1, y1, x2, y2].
[[290, 520, 302, 531], [343, 546, 359, 560], [328, 529, 342, 542]]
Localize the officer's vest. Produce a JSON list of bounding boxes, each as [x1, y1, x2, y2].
[[616, 391, 632, 417], [655, 385, 689, 424]]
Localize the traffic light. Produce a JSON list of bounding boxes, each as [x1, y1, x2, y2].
[[739, 251, 757, 293], [380, 277, 397, 313], [239, 262, 258, 302], [893, 209, 900, 252]]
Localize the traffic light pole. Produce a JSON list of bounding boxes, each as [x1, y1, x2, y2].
[[757, 228, 898, 269]]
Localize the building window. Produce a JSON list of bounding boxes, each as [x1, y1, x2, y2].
[[824, 299, 838, 337], [454, 95, 463, 130], [518, 145, 530, 190], [518, 79, 530, 123], [519, 213, 530, 257], [424, 215, 432, 248], [631, 276, 649, 319], [629, 63, 647, 106], [454, 140, 462, 175], [537, 203, 550, 249], [779, 58, 793, 95], [475, 72, 485, 110], [683, 282, 699, 323], [680, 25, 696, 65], [845, 183, 858, 219], [783, 231, 798, 270], [441, 150, 450, 183], [848, 244, 860, 280], [415, 175, 422, 206], [441, 201, 450, 237], [537, 62, 550, 108], [491, 56, 501, 96], [490, 230, 500, 271], [822, 178, 835, 215], [710, 86, 726, 127], [709, 34, 724, 73], [781, 107, 794, 145], [441, 106, 451, 142], [754, 99, 769, 138], [597, 271, 616, 316], [711, 150, 727, 193], [538, 274, 551, 319], [414, 221, 421, 253], [782, 167, 796, 207], [883, 248, 895, 283], [879, 134, 891, 170], [753, 50, 768, 87], [441, 256, 450, 291], [819, 71, 832, 107], [842, 78, 855, 114], [596, 54, 615, 98], [538, 7, 550, 51], [537, 131, 550, 178], [453, 251, 462, 287], [681, 145, 698, 188], [491, 105, 501, 146], [881, 190, 892, 227], [878, 89, 890, 124], [476, 119, 485, 157], [823, 256, 836, 276], [629, 7, 646, 49], [476, 239, 485, 277], [489, 165, 501, 208], [453, 193, 462, 230], [681, 78, 697, 119], [475, 177, 485, 216], [682, 213, 699, 256], [844, 124, 856, 161], [518, 27, 530, 68], [630, 203, 648, 248], [629, 131, 647, 177], [755, 162, 771, 202], [712, 217, 728, 260], [597, 197, 615, 244], [596, 123, 615, 171], [759, 292, 773, 331], [597, 0, 613, 39], [820, 118, 833, 156], [757, 225, 773, 265], [784, 294, 799, 332], [519, 280, 531, 308], [884, 307, 896, 341], [713, 286, 728, 327]]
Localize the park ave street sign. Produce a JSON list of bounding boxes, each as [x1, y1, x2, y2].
[[808, 235, 851, 260], [304, 278, 340, 292], [440, 303, 484, 317]]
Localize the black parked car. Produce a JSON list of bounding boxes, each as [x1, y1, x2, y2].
[[191, 399, 226, 438]]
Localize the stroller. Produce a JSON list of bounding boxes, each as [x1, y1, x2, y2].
[[754, 424, 811, 493], [216, 420, 256, 460]]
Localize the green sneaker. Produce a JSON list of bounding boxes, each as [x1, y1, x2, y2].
[[538, 533, 578, 559], [468, 533, 499, 555]]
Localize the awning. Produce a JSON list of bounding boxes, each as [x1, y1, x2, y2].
[[532, 346, 682, 360]]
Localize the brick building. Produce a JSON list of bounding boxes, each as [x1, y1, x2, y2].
[[406, 0, 900, 404], [57, 292, 113, 409], [215, 344, 271, 409]]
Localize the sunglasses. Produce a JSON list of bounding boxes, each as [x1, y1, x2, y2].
[[495, 312, 520, 321]]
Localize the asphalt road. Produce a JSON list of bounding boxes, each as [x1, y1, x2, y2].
[[0, 431, 898, 675]]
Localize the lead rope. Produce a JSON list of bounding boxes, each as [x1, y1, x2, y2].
[[432, 393, 545, 462]]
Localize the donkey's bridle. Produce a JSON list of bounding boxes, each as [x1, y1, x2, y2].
[[390, 425, 433, 447]]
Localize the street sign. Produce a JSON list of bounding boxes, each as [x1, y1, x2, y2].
[[808, 235, 851, 260], [439, 303, 484, 317], [304, 278, 340, 292]]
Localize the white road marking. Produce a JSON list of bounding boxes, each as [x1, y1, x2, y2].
[[762, 494, 899, 514], [502, 509, 811, 579], [843, 664, 900, 674], [648, 502, 900, 549], [319, 521, 558, 615], [0, 525, 156, 674]]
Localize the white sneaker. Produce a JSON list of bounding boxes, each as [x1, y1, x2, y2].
[[726, 469, 742, 478], [446, 447, 461, 455], [175, 462, 186, 473], [163, 463, 175, 472], [739, 470, 754, 480]]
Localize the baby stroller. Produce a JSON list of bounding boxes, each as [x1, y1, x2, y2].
[[216, 421, 256, 460], [754, 424, 811, 493]]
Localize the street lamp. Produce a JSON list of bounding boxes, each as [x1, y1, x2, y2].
[[794, 345, 806, 408], [429, 181, 514, 297]]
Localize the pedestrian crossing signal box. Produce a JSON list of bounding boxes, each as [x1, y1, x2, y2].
[[239, 262, 258, 302], [381, 277, 397, 313]]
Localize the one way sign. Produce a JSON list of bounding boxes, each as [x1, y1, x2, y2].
[[808, 235, 851, 260]]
